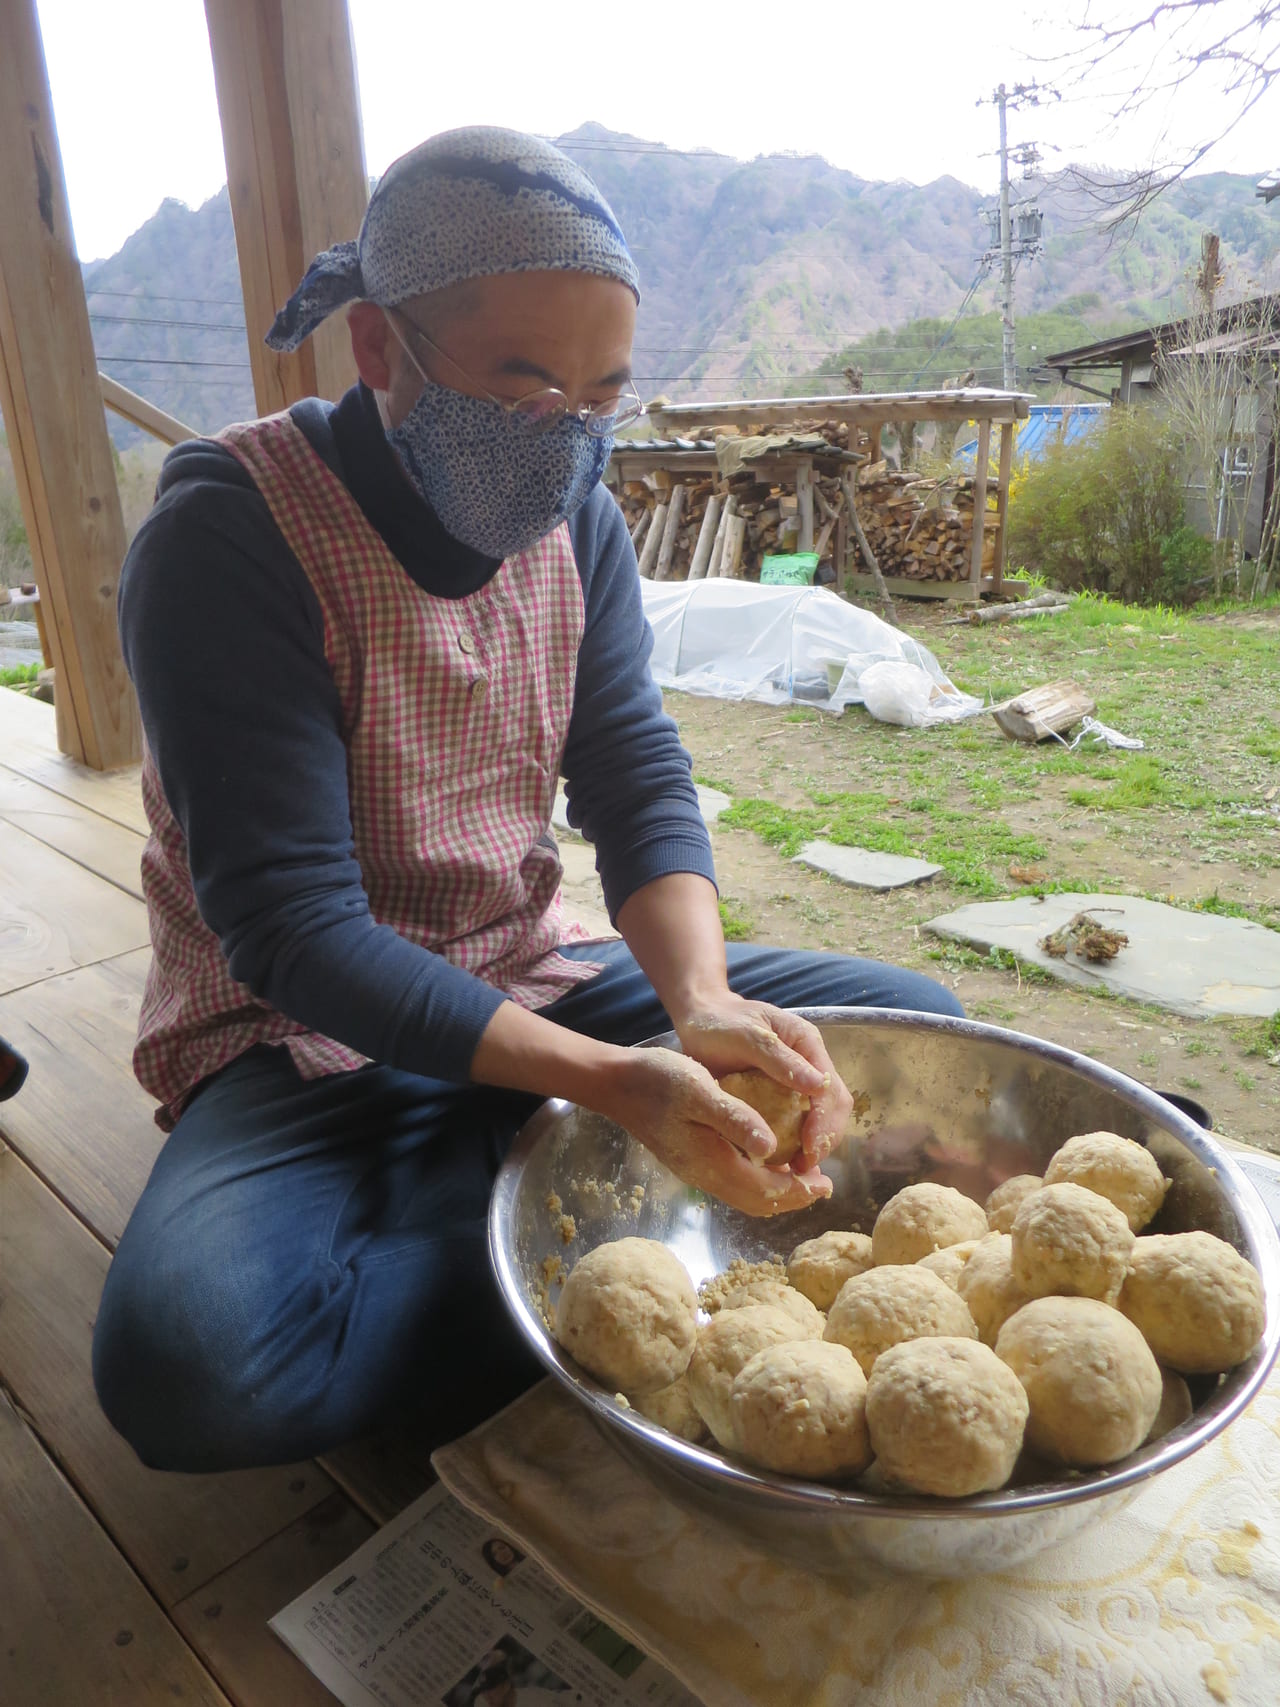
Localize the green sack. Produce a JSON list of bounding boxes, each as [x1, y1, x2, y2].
[[760, 552, 820, 586]]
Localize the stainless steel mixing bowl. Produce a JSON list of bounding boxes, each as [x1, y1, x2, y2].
[[489, 1010, 1280, 1576]]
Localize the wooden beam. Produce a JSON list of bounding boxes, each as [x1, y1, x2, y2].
[[647, 388, 1033, 434], [99, 373, 197, 448], [990, 419, 1015, 595], [0, 0, 140, 768], [203, 0, 368, 414]]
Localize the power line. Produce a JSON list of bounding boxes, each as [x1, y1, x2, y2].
[[85, 287, 247, 307], [90, 312, 246, 332], [96, 354, 252, 371]]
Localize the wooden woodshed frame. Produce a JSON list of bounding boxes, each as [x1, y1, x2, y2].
[[0, 0, 369, 770], [640, 390, 1032, 602]]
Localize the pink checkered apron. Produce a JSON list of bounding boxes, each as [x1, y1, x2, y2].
[[134, 410, 601, 1128]]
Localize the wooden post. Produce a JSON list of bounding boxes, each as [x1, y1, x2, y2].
[[654, 483, 686, 581], [629, 509, 650, 549], [968, 418, 992, 589], [688, 494, 721, 581], [990, 418, 1015, 595], [795, 459, 815, 551], [636, 503, 666, 577], [722, 512, 747, 580], [0, 0, 140, 767], [203, 0, 368, 414]]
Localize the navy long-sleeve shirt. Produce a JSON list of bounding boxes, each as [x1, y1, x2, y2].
[[118, 382, 715, 1082]]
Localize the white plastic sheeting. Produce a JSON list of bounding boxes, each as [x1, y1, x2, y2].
[[640, 579, 982, 723]]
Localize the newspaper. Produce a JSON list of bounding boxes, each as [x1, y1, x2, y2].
[[270, 1482, 699, 1707]]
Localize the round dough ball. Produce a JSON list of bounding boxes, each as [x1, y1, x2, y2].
[[688, 1305, 802, 1449], [718, 1069, 809, 1168], [865, 1338, 1029, 1497], [1011, 1182, 1135, 1305], [824, 1264, 978, 1376], [713, 1277, 824, 1338], [1119, 1231, 1266, 1374], [916, 1239, 981, 1290], [985, 1174, 1043, 1234], [731, 1341, 872, 1479], [956, 1234, 1034, 1347], [1044, 1133, 1168, 1232], [636, 1373, 708, 1443], [1145, 1369, 1194, 1445], [995, 1296, 1162, 1466], [871, 1182, 989, 1266], [555, 1237, 697, 1396], [788, 1231, 875, 1310]]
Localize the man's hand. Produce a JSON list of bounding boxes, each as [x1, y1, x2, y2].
[[673, 992, 854, 1170], [593, 1046, 833, 1217]]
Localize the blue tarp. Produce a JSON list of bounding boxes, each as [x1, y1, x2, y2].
[[956, 402, 1107, 466]]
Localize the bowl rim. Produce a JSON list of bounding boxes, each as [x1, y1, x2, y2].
[[489, 1006, 1280, 1520]]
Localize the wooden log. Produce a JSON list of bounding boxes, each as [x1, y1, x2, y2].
[[203, 0, 369, 411], [636, 502, 666, 577], [654, 483, 686, 581], [721, 512, 747, 580], [629, 508, 650, 549], [706, 497, 736, 579], [688, 494, 721, 581], [993, 680, 1097, 743], [0, 1, 140, 767]]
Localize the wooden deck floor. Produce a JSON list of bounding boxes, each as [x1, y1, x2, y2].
[[0, 689, 430, 1707]]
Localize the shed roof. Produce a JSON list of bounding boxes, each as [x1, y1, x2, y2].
[[1045, 294, 1280, 372]]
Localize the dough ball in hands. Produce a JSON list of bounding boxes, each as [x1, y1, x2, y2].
[[871, 1182, 989, 1266], [1011, 1182, 1135, 1305], [713, 1278, 824, 1339], [1145, 1369, 1194, 1445], [917, 1239, 980, 1290], [1044, 1133, 1168, 1232], [956, 1234, 1034, 1347], [717, 1070, 809, 1168], [730, 1341, 872, 1479], [985, 1175, 1043, 1235], [636, 1374, 708, 1443], [865, 1338, 1029, 1497], [824, 1264, 978, 1376], [687, 1305, 802, 1450], [788, 1231, 874, 1310], [995, 1296, 1162, 1467], [555, 1238, 697, 1396], [1119, 1231, 1266, 1374]]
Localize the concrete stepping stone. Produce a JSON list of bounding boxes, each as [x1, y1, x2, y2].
[[553, 783, 730, 836], [794, 840, 943, 892], [927, 891, 1280, 1018]]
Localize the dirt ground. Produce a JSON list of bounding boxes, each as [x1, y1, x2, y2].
[[627, 596, 1280, 1154]]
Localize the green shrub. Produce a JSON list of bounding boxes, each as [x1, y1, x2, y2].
[[1008, 408, 1194, 604], [1158, 525, 1216, 605]]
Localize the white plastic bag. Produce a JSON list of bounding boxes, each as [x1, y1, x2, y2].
[[857, 661, 947, 728]]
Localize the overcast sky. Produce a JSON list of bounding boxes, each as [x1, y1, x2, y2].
[[36, 0, 1280, 263]]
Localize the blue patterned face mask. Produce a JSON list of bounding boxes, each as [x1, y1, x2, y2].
[[386, 370, 615, 561]]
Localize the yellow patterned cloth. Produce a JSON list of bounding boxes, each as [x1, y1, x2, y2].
[[434, 1373, 1280, 1707]]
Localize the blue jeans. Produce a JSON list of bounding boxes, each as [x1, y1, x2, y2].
[[93, 942, 962, 1471]]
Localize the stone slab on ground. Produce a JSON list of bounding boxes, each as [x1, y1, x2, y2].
[[927, 891, 1280, 1019], [557, 839, 612, 939], [553, 783, 730, 836], [795, 839, 944, 892], [0, 621, 41, 672]]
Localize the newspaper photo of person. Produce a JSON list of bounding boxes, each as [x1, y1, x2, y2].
[[442, 1634, 574, 1707], [480, 1537, 525, 1580]]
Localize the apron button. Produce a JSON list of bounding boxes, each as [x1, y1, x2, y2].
[[470, 676, 488, 700], [458, 630, 476, 655]]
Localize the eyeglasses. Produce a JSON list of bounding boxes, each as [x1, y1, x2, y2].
[[389, 309, 646, 439]]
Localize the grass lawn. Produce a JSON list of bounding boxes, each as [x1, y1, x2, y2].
[[667, 591, 1280, 1150]]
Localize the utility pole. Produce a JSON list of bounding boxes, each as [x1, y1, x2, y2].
[[996, 83, 1015, 391]]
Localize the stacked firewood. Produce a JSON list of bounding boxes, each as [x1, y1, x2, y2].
[[855, 464, 996, 584]]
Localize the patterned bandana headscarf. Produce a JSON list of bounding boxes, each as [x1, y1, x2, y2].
[[265, 126, 640, 350]]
